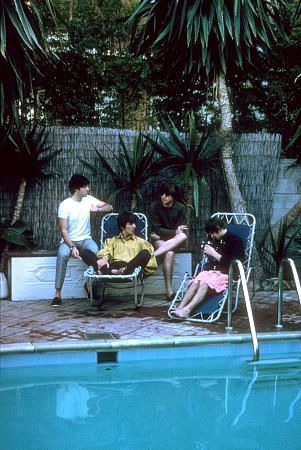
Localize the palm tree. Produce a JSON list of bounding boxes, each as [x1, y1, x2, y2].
[[0, 0, 55, 124], [0, 124, 61, 225], [80, 132, 161, 211], [128, 0, 287, 213], [145, 113, 222, 219]]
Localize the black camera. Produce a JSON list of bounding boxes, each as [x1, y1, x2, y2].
[[200, 240, 212, 250]]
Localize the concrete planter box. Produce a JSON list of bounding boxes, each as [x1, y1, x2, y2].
[[5, 251, 87, 301], [5, 251, 192, 301]]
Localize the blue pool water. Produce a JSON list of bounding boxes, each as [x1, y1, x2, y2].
[[1, 353, 301, 450]]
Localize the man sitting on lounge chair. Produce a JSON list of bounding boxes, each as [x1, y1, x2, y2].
[[81, 211, 157, 277], [170, 217, 244, 319]]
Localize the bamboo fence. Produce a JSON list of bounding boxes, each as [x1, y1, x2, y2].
[[0, 127, 282, 270]]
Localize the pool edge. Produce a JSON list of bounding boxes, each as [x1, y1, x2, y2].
[[1, 331, 301, 355]]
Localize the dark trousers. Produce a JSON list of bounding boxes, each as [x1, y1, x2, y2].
[[81, 249, 151, 275]]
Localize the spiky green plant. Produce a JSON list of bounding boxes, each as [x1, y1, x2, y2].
[[128, 0, 288, 214], [0, 124, 61, 225], [80, 132, 161, 210], [145, 113, 222, 217], [0, 0, 56, 124]]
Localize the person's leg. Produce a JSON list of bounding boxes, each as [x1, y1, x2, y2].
[[153, 232, 187, 258], [77, 238, 98, 255], [121, 250, 151, 275], [80, 248, 99, 272], [175, 281, 200, 309], [162, 251, 175, 299], [54, 242, 71, 299], [153, 233, 187, 298], [173, 281, 209, 318]]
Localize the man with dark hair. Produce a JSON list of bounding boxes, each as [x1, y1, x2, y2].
[[149, 183, 188, 300], [171, 217, 245, 318], [52, 174, 113, 307], [81, 211, 157, 276]]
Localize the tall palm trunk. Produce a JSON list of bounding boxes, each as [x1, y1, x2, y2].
[[217, 73, 264, 281], [11, 179, 27, 226], [217, 73, 247, 213], [185, 177, 194, 249], [276, 198, 301, 228]]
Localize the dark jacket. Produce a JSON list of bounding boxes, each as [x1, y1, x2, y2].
[[204, 230, 245, 274], [149, 200, 186, 239]]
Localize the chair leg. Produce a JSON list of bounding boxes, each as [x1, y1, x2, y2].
[[89, 279, 93, 304], [136, 281, 145, 307], [99, 282, 106, 303]]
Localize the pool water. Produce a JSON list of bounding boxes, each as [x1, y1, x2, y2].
[[1, 355, 301, 450]]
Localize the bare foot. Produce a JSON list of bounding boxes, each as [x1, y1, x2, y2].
[[111, 267, 126, 275], [171, 307, 190, 318]]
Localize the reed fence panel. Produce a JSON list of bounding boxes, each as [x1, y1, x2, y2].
[[0, 127, 281, 275]]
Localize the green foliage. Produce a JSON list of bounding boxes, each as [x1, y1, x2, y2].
[[128, 0, 287, 79], [79, 132, 161, 209], [145, 112, 222, 217], [35, 0, 152, 127], [0, 219, 36, 253], [0, 124, 61, 188], [261, 217, 301, 274], [0, 0, 55, 124]]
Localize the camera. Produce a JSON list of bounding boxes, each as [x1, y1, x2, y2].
[[200, 240, 212, 251]]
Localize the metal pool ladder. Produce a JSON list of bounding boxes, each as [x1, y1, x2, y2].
[[275, 258, 301, 329], [225, 259, 259, 361]]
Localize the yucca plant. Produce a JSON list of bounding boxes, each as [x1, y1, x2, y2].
[[0, 0, 55, 124], [261, 217, 301, 276], [145, 112, 222, 218], [80, 132, 161, 211], [128, 0, 288, 214], [0, 124, 61, 225]]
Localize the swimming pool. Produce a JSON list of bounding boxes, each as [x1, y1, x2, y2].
[[1, 333, 301, 450]]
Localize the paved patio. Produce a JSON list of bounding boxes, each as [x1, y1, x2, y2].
[[1, 289, 301, 345]]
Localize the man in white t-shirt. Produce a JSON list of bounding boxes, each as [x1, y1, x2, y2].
[[52, 174, 113, 307]]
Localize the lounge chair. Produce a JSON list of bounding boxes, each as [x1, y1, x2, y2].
[[168, 212, 256, 322], [84, 212, 148, 307]]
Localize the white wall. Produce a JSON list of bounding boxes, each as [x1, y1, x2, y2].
[[271, 159, 301, 224]]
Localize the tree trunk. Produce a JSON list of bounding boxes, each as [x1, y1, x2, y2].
[[217, 73, 264, 282], [185, 177, 194, 249], [11, 179, 27, 226], [217, 73, 247, 213], [273, 198, 301, 229]]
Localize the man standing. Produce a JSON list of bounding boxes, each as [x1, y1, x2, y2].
[[52, 174, 113, 307], [149, 184, 187, 300], [81, 211, 157, 276]]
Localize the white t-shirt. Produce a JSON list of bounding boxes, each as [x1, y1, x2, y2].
[[58, 195, 99, 242]]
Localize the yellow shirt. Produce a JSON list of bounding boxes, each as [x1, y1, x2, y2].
[[97, 234, 157, 276]]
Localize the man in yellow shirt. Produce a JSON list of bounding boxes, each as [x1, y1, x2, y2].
[[81, 211, 157, 276]]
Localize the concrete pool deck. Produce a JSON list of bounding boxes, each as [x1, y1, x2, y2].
[[1, 289, 301, 345]]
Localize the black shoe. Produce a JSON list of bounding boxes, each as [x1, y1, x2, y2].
[[166, 293, 176, 302], [51, 297, 62, 307]]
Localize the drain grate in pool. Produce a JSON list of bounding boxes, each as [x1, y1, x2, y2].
[[84, 332, 118, 340]]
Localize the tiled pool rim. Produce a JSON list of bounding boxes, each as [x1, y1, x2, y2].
[[1, 331, 301, 368]]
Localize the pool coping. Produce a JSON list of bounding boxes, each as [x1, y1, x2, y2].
[[1, 331, 301, 355]]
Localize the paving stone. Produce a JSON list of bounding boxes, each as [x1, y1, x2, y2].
[[0, 291, 300, 344]]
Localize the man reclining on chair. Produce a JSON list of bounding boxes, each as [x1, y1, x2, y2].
[[81, 211, 157, 277], [170, 217, 245, 319]]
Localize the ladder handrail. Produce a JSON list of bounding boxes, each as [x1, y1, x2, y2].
[[226, 259, 259, 361], [276, 258, 301, 328]]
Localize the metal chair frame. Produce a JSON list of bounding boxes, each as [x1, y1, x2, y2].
[[168, 212, 256, 322], [84, 212, 148, 307]]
